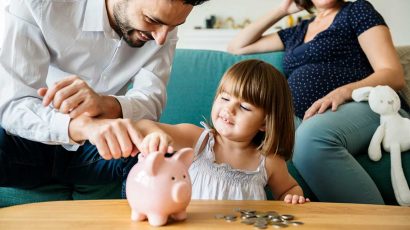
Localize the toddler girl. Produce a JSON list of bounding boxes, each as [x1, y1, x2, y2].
[[135, 59, 309, 204]]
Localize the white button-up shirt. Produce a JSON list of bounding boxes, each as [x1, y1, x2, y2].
[[0, 0, 177, 149]]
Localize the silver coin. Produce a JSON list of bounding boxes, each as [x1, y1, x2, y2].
[[272, 223, 289, 228], [288, 221, 304, 226], [241, 219, 256, 225], [253, 222, 268, 229], [271, 217, 284, 223], [224, 214, 237, 221], [281, 214, 294, 220]]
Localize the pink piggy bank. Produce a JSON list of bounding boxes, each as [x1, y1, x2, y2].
[[126, 148, 194, 226]]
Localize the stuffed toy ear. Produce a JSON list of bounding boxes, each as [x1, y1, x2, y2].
[[352, 87, 374, 102]]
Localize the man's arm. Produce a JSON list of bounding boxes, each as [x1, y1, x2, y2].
[[113, 29, 178, 121], [0, 1, 76, 146]]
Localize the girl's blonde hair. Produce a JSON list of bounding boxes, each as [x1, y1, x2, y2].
[[214, 59, 295, 160]]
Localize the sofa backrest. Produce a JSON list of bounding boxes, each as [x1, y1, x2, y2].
[[161, 47, 410, 125], [160, 49, 284, 125], [397, 46, 410, 108]]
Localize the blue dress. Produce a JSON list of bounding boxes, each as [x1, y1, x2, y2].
[[278, 0, 386, 118]]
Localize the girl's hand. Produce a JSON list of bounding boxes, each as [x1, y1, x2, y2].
[[279, 0, 303, 15], [284, 194, 310, 204], [303, 86, 353, 120], [139, 131, 174, 156]]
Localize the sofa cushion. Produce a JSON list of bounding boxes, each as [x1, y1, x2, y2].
[[397, 46, 410, 108], [0, 182, 122, 207]]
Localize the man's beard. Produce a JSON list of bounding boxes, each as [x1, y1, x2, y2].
[[112, 3, 151, 48]]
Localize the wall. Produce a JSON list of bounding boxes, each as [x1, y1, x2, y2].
[[181, 0, 410, 46], [0, 0, 409, 46]]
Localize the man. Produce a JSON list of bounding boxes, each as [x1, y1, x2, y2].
[[0, 0, 208, 189]]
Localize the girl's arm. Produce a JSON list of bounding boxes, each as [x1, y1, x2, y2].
[[266, 155, 309, 204], [135, 119, 203, 155], [227, 0, 302, 55]]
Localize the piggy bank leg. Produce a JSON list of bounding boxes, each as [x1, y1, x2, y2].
[[171, 211, 187, 221], [147, 214, 168, 226], [131, 210, 146, 221]]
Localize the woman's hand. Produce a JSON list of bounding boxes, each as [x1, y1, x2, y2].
[[284, 194, 310, 204], [279, 0, 303, 15], [139, 131, 174, 156], [303, 86, 353, 120]]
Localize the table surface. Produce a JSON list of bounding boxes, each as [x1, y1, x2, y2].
[[1, 199, 410, 229]]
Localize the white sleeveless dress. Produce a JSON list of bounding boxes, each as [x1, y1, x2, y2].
[[189, 122, 268, 200]]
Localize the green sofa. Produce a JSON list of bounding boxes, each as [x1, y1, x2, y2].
[[1, 49, 409, 207]]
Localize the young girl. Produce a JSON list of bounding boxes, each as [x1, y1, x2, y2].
[[135, 59, 309, 204]]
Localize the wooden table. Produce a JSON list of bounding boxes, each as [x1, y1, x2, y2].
[[1, 200, 409, 229]]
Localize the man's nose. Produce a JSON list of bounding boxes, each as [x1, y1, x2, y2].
[[152, 26, 170, 45]]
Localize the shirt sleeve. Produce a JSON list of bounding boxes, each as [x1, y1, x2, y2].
[[348, 0, 387, 37], [0, 1, 77, 148], [277, 20, 309, 49], [278, 26, 297, 49], [113, 29, 178, 121]]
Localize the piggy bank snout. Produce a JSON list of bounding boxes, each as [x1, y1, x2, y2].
[[172, 181, 191, 203]]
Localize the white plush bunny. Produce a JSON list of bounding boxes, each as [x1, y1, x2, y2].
[[352, 85, 410, 206]]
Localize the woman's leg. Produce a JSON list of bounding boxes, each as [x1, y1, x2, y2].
[[292, 102, 385, 204]]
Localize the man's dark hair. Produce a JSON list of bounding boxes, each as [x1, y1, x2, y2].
[[182, 0, 209, 6]]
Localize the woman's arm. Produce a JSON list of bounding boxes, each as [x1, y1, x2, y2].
[[304, 26, 405, 120], [227, 0, 302, 55]]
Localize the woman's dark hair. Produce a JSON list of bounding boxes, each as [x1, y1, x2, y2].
[[293, 0, 345, 13], [182, 0, 209, 6]]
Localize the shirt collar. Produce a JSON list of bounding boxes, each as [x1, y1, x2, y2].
[[82, 0, 118, 39]]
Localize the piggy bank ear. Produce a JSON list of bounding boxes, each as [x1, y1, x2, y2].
[[144, 152, 165, 176], [352, 87, 373, 102], [173, 148, 194, 168]]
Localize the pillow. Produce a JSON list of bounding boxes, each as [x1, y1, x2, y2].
[[396, 46, 410, 108]]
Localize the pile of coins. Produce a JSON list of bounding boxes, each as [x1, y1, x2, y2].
[[214, 208, 304, 229]]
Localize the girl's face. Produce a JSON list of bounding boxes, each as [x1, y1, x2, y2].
[[211, 90, 266, 142]]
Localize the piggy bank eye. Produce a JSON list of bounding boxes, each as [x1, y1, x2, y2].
[[171, 176, 175, 180], [183, 175, 186, 179]]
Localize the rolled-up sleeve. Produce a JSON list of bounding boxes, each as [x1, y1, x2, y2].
[[0, 1, 75, 147], [114, 31, 177, 121]]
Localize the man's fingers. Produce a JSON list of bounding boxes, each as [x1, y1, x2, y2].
[[68, 99, 90, 118], [37, 88, 48, 97], [42, 79, 73, 106], [95, 138, 112, 160], [128, 126, 144, 153], [59, 92, 84, 115], [114, 125, 133, 158], [52, 83, 82, 109], [105, 131, 121, 159]]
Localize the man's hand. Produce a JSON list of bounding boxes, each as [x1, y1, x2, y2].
[[69, 116, 143, 160], [38, 75, 121, 118]]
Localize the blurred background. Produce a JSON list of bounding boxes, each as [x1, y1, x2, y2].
[[0, 0, 409, 50]]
